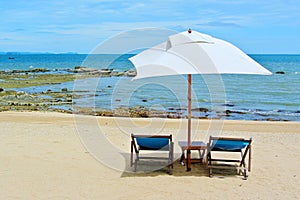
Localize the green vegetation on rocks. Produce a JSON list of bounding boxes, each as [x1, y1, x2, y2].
[[0, 73, 76, 88]]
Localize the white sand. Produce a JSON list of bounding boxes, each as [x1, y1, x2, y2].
[[0, 111, 299, 199]]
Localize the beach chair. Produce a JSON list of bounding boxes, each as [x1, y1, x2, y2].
[[207, 136, 252, 179], [130, 134, 174, 172]]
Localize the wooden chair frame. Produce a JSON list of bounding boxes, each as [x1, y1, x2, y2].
[[206, 136, 252, 179], [130, 134, 174, 172]]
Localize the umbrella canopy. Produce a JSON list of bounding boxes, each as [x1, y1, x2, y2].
[[130, 30, 271, 79], [129, 29, 271, 171]]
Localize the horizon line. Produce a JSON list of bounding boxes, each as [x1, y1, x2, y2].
[[1, 51, 300, 55]]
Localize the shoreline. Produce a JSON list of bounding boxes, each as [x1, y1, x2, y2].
[[1, 110, 299, 133], [0, 68, 299, 122]]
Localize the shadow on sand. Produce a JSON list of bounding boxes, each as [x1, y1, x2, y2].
[[121, 158, 244, 179]]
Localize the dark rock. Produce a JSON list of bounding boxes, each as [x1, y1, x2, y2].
[[198, 116, 208, 119], [72, 67, 114, 75], [61, 88, 68, 92], [225, 110, 246, 115], [167, 114, 174, 119], [99, 68, 113, 74], [191, 107, 209, 112], [124, 70, 137, 77], [222, 103, 234, 107], [225, 110, 231, 115], [275, 71, 285, 74], [32, 68, 48, 73], [94, 111, 114, 117], [0, 88, 4, 92], [11, 68, 49, 73], [51, 99, 62, 103], [111, 72, 124, 76], [74, 66, 84, 70], [73, 66, 98, 73], [142, 99, 148, 102], [139, 113, 149, 118]]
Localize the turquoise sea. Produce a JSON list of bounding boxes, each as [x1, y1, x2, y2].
[[1, 53, 299, 121]]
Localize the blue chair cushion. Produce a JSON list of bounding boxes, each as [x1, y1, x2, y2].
[[212, 140, 249, 151], [136, 138, 169, 150]]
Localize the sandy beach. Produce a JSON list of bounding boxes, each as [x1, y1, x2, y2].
[[0, 111, 299, 199]]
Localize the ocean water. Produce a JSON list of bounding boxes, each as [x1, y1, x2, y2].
[[1, 53, 299, 121], [0, 54, 132, 72]]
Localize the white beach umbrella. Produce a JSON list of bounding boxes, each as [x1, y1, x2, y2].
[[129, 29, 272, 170]]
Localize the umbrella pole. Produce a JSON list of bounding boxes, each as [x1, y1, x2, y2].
[[187, 74, 192, 171]]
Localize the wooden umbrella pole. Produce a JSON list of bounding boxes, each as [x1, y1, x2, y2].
[[187, 74, 192, 147], [187, 74, 192, 171]]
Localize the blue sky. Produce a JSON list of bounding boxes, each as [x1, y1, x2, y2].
[[1, 0, 300, 54]]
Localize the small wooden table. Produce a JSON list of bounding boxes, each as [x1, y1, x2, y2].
[[178, 141, 207, 171]]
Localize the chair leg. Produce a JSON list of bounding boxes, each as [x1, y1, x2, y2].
[[209, 168, 212, 177], [170, 143, 174, 168], [199, 149, 205, 164], [238, 149, 250, 179], [134, 159, 137, 172], [180, 150, 185, 166], [133, 152, 139, 172], [130, 141, 133, 167], [239, 151, 245, 168], [207, 151, 212, 177], [169, 155, 174, 168], [248, 145, 252, 172], [243, 168, 248, 180], [198, 149, 202, 163], [168, 147, 173, 174]]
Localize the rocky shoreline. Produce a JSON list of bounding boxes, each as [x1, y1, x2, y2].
[[0, 66, 137, 115], [0, 94, 295, 121], [0, 66, 137, 88], [0, 87, 294, 121], [0, 67, 297, 121]]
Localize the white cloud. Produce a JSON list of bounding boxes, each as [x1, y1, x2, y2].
[[1, 0, 300, 53]]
